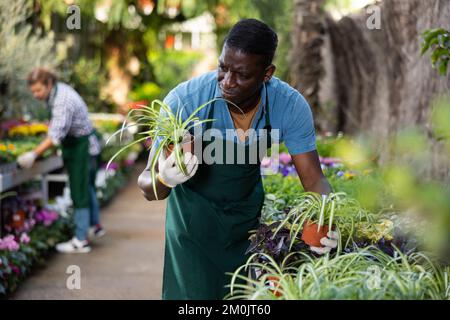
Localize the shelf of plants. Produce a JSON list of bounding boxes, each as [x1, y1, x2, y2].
[[0, 116, 141, 296], [226, 136, 450, 300], [0, 155, 63, 193]]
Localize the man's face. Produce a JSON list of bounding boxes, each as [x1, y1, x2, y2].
[[217, 45, 271, 106], [29, 82, 52, 101]]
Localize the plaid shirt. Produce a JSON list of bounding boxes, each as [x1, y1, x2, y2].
[[47, 82, 101, 156]]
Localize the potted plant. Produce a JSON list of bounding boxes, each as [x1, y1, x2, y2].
[[272, 192, 374, 251], [227, 247, 450, 300], [106, 98, 242, 199]]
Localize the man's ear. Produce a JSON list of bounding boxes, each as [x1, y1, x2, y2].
[[264, 64, 276, 82]]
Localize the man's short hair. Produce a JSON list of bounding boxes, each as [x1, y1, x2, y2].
[[224, 19, 278, 67]]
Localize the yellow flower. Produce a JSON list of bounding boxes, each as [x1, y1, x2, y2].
[[0, 144, 7, 151], [8, 144, 15, 151], [9, 125, 29, 137], [28, 123, 48, 135], [344, 172, 356, 180]]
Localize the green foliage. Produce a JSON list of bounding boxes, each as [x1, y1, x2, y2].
[[431, 96, 450, 141], [108, 98, 217, 199], [251, 0, 294, 81], [227, 247, 450, 300], [129, 82, 162, 103], [67, 58, 112, 113], [0, 0, 58, 120], [148, 50, 204, 98], [316, 135, 342, 157], [421, 28, 450, 76]]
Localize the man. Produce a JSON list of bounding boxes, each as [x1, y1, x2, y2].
[[18, 68, 106, 253], [138, 19, 337, 299]]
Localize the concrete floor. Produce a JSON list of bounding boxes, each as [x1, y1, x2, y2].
[[10, 164, 166, 300]]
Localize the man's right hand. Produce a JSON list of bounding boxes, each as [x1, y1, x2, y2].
[[17, 151, 37, 169], [157, 150, 199, 188]]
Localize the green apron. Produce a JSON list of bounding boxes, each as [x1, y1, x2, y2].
[[162, 88, 272, 300], [48, 84, 95, 210], [61, 134, 90, 209]]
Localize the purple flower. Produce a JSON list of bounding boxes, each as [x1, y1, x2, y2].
[[279, 152, 292, 165], [279, 164, 297, 177], [20, 233, 30, 244], [337, 171, 345, 177], [106, 162, 119, 171], [0, 235, 20, 251], [10, 264, 20, 275]]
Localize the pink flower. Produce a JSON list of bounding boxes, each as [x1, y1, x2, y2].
[[124, 159, 135, 167], [279, 152, 292, 165], [20, 233, 30, 244], [0, 235, 20, 251], [260, 157, 272, 168], [319, 157, 341, 166], [34, 209, 59, 226]]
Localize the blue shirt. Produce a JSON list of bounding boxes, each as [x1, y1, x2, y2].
[[161, 71, 316, 155]]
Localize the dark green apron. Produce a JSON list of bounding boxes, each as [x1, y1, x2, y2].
[[162, 89, 272, 300], [48, 83, 93, 210], [61, 134, 90, 209]]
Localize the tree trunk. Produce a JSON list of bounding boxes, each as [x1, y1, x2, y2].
[[292, 0, 450, 179], [290, 0, 326, 131]]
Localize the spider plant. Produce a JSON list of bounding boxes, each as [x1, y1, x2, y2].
[[226, 246, 450, 300], [272, 192, 375, 251], [106, 98, 245, 199]]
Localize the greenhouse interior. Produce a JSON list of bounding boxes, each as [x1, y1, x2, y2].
[[0, 0, 449, 306]]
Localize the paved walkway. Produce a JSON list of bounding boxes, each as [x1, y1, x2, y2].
[[11, 163, 167, 299]]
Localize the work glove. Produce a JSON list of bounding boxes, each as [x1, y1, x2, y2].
[[310, 230, 339, 255], [17, 151, 37, 169], [157, 150, 198, 188]]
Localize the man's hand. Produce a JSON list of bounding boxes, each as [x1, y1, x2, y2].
[[310, 230, 339, 255], [17, 151, 37, 169], [157, 151, 198, 188]]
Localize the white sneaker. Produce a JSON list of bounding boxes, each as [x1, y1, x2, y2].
[[55, 237, 91, 253]]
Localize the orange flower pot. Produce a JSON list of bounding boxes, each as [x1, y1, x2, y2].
[[301, 221, 330, 247], [266, 276, 283, 297]]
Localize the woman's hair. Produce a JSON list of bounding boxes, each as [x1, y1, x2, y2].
[[224, 19, 278, 67], [27, 68, 58, 86]]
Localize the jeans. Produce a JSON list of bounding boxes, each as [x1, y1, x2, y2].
[[74, 156, 100, 241]]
